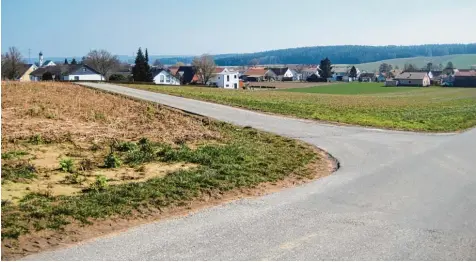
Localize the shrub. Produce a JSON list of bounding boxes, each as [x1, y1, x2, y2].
[[89, 175, 108, 191], [109, 74, 127, 82], [59, 158, 75, 173], [104, 152, 121, 168], [116, 141, 138, 152], [29, 134, 44, 144]]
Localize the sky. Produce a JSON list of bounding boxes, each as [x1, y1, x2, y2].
[[2, 0, 476, 58]]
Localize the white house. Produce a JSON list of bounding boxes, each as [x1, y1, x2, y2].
[[35, 52, 56, 67], [153, 69, 180, 85], [62, 65, 104, 81], [216, 71, 239, 89], [302, 67, 320, 80], [30, 64, 104, 81]]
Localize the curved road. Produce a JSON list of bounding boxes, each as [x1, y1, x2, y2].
[[25, 83, 476, 260]]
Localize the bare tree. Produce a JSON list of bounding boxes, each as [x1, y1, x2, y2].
[[2, 47, 24, 80], [153, 58, 163, 68], [83, 49, 120, 81], [192, 54, 216, 85], [248, 58, 260, 67]]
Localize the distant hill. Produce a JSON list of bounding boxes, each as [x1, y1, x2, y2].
[[34, 44, 476, 67], [213, 44, 476, 66], [347, 54, 476, 72]]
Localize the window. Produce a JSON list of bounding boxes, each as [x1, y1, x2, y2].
[[166, 75, 170, 82], [83, 68, 86, 72], [227, 75, 230, 81], [160, 75, 165, 83], [234, 74, 237, 79], [226, 84, 229, 87], [74, 76, 79, 80], [409, 81, 412, 84]]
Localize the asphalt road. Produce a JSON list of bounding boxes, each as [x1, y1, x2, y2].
[[24, 83, 476, 260]]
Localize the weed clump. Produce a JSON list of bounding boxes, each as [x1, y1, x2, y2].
[[104, 152, 121, 168], [59, 158, 75, 173]]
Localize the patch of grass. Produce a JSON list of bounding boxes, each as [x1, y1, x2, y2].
[[1, 163, 37, 183], [1, 123, 318, 239], [1, 150, 28, 160], [127, 84, 476, 132]]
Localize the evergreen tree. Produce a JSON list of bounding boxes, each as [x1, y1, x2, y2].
[[319, 57, 333, 79], [71, 58, 78, 65], [144, 48, 153, 82], [64, 58, 69, 64], [132, 48, 146, 81], [349, 66, 357, 79], [132, 47, 152, 82]]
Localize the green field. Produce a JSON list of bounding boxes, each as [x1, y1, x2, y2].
[[282, 82, 418, 94], [127, 84, 476, 132], [339, 54, 476, 72]]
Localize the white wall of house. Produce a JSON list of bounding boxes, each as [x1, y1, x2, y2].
[[283, 69, 294, 78], [64, 74, 104, 81], [153, 71, 180, 85], [216, 72, 239, 89]]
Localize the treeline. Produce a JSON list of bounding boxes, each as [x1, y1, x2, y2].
[[212, 44, 476, 66]]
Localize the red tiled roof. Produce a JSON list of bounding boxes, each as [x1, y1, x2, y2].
[[215, 67, 225, 73], [455, 70, 476, 77], [243, 68, 268, 76]]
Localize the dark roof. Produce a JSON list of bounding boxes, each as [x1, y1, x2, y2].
[[360, 73, 375, 78], [268, 67, 288, 76], [395, 72, 428, 80], [176, 66, 196, 84], [30, 64, 101, 77], [431, 71, 443, 77], [151, 68, 165, 78], [17, 64, 35, 78]]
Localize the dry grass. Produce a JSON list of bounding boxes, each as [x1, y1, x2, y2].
[[1, 82, 220, 148]]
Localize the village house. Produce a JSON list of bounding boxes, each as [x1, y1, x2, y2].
[[267, 67, 296, 81], [301, 67, 320, 81], [16, 64, 38, 81], [35, 52, 56, 67], [30, 64, 104, 81], [453, 70, 476, 87], [175, 66, 196, 85], [242, 68, 274, 82], [359, 73, 375, 82], [215, 71, 240, 89], [152, 69, 180, 85], [394, 72, 430, 87]]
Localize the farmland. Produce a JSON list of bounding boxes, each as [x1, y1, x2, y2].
[[1, 82, 330, 259], [281, 82, 419, 94], [340, 54, 476, 72], [128, 84, 476, 132]]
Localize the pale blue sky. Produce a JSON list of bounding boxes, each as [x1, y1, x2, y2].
[[2, 0, 476, 57]]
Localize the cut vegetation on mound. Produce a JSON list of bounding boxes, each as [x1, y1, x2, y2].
[[1, 82, 331, 259], [127, 84, 476, 132]]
